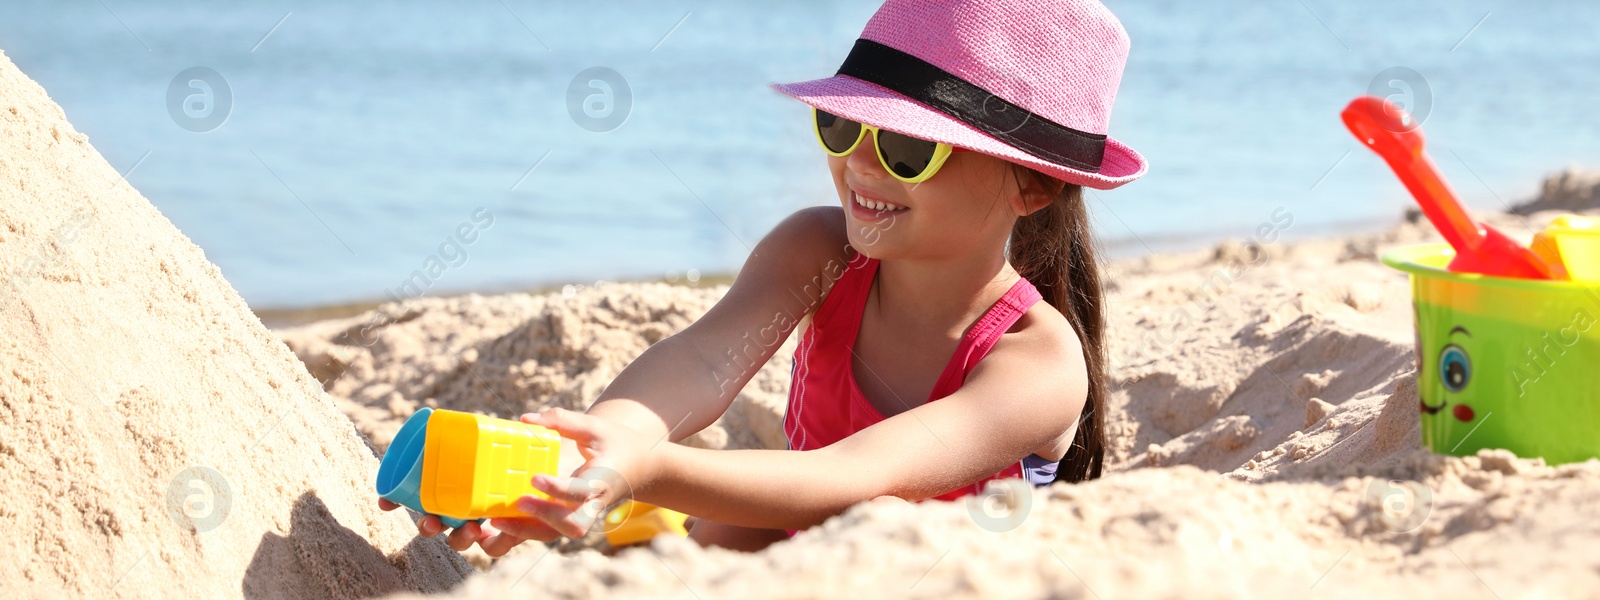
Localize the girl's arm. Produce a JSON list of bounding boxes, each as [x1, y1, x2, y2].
[[394, 207, 851, 553], [581, 206, 854, 444], [648, 326, 1086, 529], [514, 318, 1087, 534]]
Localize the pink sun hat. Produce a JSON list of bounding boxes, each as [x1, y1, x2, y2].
[[770, 0, 1146, 190]]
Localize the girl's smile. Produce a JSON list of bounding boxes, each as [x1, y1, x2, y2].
[[848, 188, 909, 221]]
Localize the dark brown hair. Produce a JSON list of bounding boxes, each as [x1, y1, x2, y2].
[[1006, 164, 1107, 484]]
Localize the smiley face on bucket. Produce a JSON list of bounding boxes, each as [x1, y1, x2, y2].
[[1411, 297, 1598, 461], [1412, 301, 1505, 456], [1417, 322, 1478, 423]]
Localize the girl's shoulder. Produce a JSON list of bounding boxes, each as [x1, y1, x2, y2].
[[672, 206, 856, 372], [781, 205, 888, 268], [708, 206, 856, 327], [769, 206, 855, 280], [990, 286, 1087, 375]]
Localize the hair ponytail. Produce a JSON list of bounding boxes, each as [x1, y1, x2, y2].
[[1006, 165, 1107, 483]]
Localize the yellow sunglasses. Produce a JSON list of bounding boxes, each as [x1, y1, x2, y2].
[[812, 107, 968, 184]]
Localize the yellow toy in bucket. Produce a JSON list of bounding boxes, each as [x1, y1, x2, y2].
[[1531, 215, 1600, 282], [420, 409, 562, 520]]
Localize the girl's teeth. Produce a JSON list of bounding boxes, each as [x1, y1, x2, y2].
[[854, 192, 905, 212]]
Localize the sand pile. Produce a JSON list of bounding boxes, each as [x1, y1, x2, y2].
[[0, 51, 472, 598], [1511, 165, 1600, 215], [1099, 237, 1419, 477], [275, 284, 799, 568], [277, 284, 796, 455]]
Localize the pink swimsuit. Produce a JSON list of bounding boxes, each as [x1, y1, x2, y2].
[[782, 252, 1060, 536]]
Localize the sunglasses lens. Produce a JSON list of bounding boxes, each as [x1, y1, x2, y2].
[[815, 110, 862, 154], [875, 130, 940, 180]]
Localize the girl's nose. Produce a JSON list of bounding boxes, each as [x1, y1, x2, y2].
[[846, 131, 889, 180]]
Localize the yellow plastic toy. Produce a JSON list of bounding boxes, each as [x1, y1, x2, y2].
[[1531, 215, 1600, 282], [420, 409, 562, 520], [603, 500, 689, 547]]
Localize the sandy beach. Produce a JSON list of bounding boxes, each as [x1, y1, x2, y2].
[[6, 46, 1600, 599]]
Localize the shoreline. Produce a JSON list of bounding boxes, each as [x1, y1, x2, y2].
[[253, 271, 739, 330]]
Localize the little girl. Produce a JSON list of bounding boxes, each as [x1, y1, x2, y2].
[[384, 0, 1146, 554]]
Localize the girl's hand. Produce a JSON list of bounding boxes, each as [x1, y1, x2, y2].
[[488, 407, 665, 541], [376, 498, 560, 557]]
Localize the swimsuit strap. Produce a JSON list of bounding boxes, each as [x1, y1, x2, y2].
[[927, 275, 1044, 400], [813, 252, 877, 331]]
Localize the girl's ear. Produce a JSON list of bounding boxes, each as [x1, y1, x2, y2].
[[1012, 167, 1061, 217]]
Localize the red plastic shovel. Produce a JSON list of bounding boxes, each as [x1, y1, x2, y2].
[[1341, 96, 1554, 280]]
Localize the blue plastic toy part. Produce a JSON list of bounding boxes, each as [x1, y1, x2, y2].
[[375, 407, 481, 529]]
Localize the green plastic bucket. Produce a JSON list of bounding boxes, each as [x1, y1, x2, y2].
[[1382, 243, 1600, 464]]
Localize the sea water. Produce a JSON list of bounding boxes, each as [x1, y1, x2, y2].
[[1, 0, 1595, 309]]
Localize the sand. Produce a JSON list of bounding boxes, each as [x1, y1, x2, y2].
[[276, 282, 793, 457], [351, 220, 1600, 597], [0, 51, 472, 598], [390, 451, 1600, 599], [274, 190, 1600, 597], [8, 40, 1600, 598]]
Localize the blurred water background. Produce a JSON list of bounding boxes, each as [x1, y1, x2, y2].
[[1, 0, 1596, 309]]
